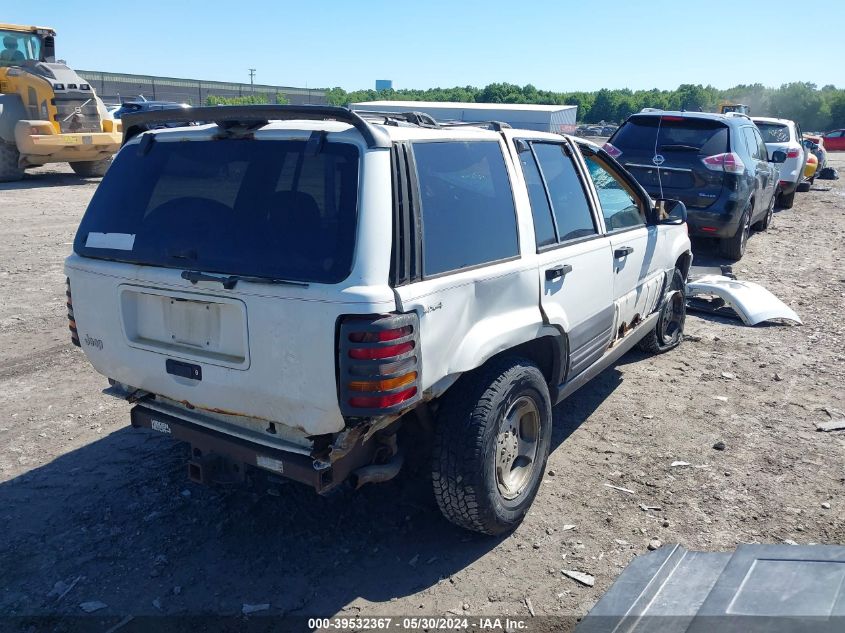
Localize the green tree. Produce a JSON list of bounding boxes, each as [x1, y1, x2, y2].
[[769, 82, 825, 130], [206, 94, 269, 106], [829, 93, 845, 128], [325, 87, 349, 106], [587, 89, 618, 123]]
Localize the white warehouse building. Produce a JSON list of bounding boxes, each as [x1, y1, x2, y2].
[[350, 101, 578, 134]]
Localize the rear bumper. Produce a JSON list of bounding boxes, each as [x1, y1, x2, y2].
[[684, 198, 746, 239], [14, 120, 121, 166], [779, 180, 798, 195], [130, 405, 376, 493]]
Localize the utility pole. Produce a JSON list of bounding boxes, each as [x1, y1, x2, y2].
[[248, 68, 256, 93]]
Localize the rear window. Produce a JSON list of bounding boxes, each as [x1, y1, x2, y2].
[[612, 116, 729, 156], [755, 123, 791, 143], [74, 138, 360, 284]]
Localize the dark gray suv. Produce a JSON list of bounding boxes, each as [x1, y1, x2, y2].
[[604, 111, 786, 260]]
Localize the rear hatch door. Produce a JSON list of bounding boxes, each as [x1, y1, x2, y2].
[[67, 129, 392, 438], [754, 121, 801, 182], [609, 115, 730, 208]]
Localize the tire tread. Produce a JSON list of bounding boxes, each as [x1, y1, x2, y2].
[[432, 358, 548, 535]]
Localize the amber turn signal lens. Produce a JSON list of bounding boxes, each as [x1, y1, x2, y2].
[[348, 372, 417, 393]]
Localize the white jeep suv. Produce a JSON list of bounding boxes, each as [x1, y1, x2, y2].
[[751, 116, 807, 209], [65, 106, 692, 534]]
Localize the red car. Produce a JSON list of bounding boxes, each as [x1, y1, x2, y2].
[[823, 129, 845, 151]]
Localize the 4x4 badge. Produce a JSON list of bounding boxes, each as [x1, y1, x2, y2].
[[652, 154, 666, 166]]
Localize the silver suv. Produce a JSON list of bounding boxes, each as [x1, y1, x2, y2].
[[65, 106, 692, 534]]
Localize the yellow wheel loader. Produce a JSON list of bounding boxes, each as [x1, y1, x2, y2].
[[0, 23, 121, 181]]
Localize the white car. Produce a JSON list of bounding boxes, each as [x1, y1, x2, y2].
[[751, 116, 807, 209], [65, 105, 692, 534]]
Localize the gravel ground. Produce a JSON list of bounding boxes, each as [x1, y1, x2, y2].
[[0, 156, 843, 632]]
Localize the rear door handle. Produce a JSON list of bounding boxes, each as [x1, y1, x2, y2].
[[545, 264, 572, 281], [614, 246, 634, 258]]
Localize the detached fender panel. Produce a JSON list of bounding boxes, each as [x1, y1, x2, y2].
[[686, 275, 802, 326]]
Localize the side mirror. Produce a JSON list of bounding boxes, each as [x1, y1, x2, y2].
[[770, 150, 787, 164], [654, 198, 687, 225]]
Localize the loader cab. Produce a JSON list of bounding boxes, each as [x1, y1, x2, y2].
[[0, 25, 55, 66]]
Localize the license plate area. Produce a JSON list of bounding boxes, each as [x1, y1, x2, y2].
[[119, 285, 249, 369]]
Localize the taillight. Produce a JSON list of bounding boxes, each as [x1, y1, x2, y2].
[[338, 313, 421, 415], [602, 142, 622, 159], [66, 278, 80, 347], [786, 148, 800, 158], [702, 152, 745, 174]]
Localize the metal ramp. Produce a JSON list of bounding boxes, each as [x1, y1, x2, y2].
[[576, 544, 845, 633]]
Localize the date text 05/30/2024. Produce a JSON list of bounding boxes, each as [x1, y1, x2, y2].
[[308, 617, 528, 630]]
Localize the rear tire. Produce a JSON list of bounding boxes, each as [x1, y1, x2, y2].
[[638, 268, 686, 354], [719, 201, 751, 261], [70, 158, 112, 178], [796, 181, 811, 193], [778, 189, 795, 209], [0, 142, 24, 182], [432, 358, 552, 535], [754, 190, 775, 231]]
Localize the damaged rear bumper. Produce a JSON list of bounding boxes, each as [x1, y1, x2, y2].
[[130, 405, 378, 493], [686, 275, 802, 326]]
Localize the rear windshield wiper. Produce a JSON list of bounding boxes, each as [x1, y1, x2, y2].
[[659, 144, 701, 152], [181, 270, 308, 289]]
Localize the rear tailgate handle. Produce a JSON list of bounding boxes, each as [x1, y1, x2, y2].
[[614, 246, 634, 258], [166, 359, 202, 381], [545, 264, 572, 281]]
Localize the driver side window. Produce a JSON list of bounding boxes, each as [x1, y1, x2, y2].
[[583, 154, 645, 231]]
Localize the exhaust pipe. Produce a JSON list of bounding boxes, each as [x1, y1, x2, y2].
[[351, 451, 404, 489]]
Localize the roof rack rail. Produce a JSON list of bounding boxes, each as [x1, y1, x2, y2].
[[724, 112, 751, 120], [120, 105, 391, 148], [354, 110, 441, 128], [438, 120, 512, 132]]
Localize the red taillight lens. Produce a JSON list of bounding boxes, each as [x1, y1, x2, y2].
[[786, 148, 800, 158], [349, 387, 418, 409], [338, 313, 421, 414], [348, 326, 412, 343], [66, 278, 80, 347], [702, 152, 745, 174], [661, 115, 685, 122], [602, 142, 622, 159], [348, 341, 414, 360]]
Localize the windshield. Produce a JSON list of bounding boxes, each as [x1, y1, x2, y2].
[[612, 116, 729, 155], [754, 123, 790, 144], [74, 138, 361, 284], [0, 30, 42, 65]]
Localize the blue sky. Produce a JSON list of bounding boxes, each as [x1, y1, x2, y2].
[[7, 0, 844, 91]]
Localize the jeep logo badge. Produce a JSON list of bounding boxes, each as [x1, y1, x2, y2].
[[652, 154, 666, 166]]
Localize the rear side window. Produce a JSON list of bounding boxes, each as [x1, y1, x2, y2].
[[413, 141, 518, 276], [613, 116, 729, 156], [742, 128, 762, 160], [74, 139, 360, 284], [755, 123, 790, 143], [530, 143, 596, 243], [518, 150, 557, 248]]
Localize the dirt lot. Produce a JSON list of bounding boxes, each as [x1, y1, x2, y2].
[[1, 156, 843, 632]]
